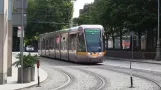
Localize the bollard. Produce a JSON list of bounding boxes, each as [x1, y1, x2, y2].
[[36, 60, 41, 87]]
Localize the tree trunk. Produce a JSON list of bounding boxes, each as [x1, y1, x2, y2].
[[105, 32, 108, 49], [130, 36, 132, 50], [120, 29, 123, 49], [106, 37, 108, 49], [138, 30, 141, 50], [112, 28, 115, 49]]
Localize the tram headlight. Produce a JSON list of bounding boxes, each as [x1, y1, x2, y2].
[[99, 53, 102, 55], [88, 53, 91, 55]]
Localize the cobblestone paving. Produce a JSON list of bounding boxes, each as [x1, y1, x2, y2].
[[102, 60, 161, 87], [104, 60, 161, 73], [21, 65, 68, 90], [85, 68, 160, 90], [53, 66, 98, 90], [21, 57, 160, 90]]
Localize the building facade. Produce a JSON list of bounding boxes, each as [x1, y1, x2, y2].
[[0, 0, 28, 85]]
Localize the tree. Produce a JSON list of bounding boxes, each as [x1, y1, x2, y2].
[[25, 0, 73, 45], [73, 4, 94, 25], [76, 0, 159, 51]]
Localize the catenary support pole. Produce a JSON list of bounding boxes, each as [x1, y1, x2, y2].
[[20, 0, 24, 83]]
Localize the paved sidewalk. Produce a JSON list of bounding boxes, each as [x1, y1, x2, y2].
[[0, 52, 48, 90], [105, 56, 161, 65]]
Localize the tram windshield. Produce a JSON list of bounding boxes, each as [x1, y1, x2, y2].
[[85, 29, 102, 52]]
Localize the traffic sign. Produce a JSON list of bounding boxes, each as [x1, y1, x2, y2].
[[17, 30, 24, 37]]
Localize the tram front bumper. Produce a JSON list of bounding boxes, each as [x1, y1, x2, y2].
[[76, 54, 104, 63]]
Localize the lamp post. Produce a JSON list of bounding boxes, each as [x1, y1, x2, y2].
[[156, 0, 160, 61], [130, 31, 134, 88]]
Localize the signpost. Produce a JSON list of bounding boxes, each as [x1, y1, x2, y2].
[[17, 29, 24, 37], [17, 25, 24, 84]]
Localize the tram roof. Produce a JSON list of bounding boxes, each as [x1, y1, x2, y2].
[[39, 24, 103, 37]]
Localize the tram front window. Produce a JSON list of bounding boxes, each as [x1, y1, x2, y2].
[[85, 29, 102, 52]]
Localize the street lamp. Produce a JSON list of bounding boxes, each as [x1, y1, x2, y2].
[[156, 0, 160, 60]]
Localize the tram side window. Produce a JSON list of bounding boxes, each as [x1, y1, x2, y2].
[[43, 39, 45, 50], [61, 36, 67, 50], [69, 34, 77, 50], [48, 38, 50, 50], [51, 37, 54, 49], [40, 38, 42, 50], [61, 36, 64, 50], [47, 38, 50, 50], [39, 38, 42, 50], [49, 38, 52, 49], [48, 38, 50, 49], [77, 33, 86, 52], [49, 38, 51, 49], [38, 38, 40, 50], [55, 36, 60, 49], [64, 37, 67, 50], [45, 39, 47, 50], [41, 39, 43, 50], [53, 37, 55, 49], [46, 39, 48, 50]]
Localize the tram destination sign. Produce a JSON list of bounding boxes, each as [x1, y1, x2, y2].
[[85, 30, 100, 33]]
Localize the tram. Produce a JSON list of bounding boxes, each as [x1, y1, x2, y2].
[[38, 25, 106, 63]]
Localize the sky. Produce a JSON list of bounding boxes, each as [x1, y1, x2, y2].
[[73, 0, 94, 18]]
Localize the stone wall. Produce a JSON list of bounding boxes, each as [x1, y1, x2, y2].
[[105, 50, 156, 59]]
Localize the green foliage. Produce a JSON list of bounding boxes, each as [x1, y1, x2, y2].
[[25, 0, 73, 44], [73, 4, 94, 25], [74, 0, 160, 50], [12, 53, 39, 68], [76, 0, 158, 36]]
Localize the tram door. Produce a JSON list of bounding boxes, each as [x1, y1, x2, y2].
[[38, 37, 42, 55], [69, 33, 77, 61], [42, 38, 45, 56], [45, 38, 50, 57], [55, 35, 61, 59], [61, 33, 68, 60]]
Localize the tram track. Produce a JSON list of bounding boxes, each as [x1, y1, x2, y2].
[[40, 57, 107, 90], [43, 57, 160, 90], [50, 68, 73, 90], [95, 65, 161, 90], [51, 66, 106, 90], [21, 56, 161, 90], [49, 64, 160, 90], [67, 67, 107, 90]]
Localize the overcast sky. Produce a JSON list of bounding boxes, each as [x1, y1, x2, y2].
[[73, 0, 94, 18]]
